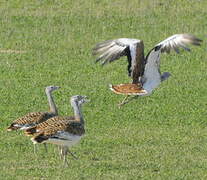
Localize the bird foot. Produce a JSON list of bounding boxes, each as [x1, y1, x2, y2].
[[118, 95, 139, 108], [68, 150, 78, 160], [62, 157, 69, 167], [118, 96, 129, 108], [118, 101, 127, 108], [43, 144, 48, 153]]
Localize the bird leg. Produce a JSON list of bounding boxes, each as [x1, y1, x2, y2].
[[59, 146, 64, 160], [68, 149, 78, 160], [63, 154, 69, 167], [62, 146, 69, 167], [118, 95, 129, 107], [59, 145, 78, 160], [33, 143, 48, 154], [59, 146, 66, 160], [43, 144, 48, 153], [33, 144, 37, 154], [118, 95, 140, 107]]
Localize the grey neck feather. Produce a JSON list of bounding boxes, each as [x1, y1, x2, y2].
[[71, 100, 84, 124], [46, 90, 58, 115]]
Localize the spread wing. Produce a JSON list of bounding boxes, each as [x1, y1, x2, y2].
[[92, 38, 141, 76], [142, 34, 202, 93], [156, 34, 202, 53]]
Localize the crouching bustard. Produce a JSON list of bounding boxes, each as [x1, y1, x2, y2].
[[25, 95, 89, 166], [92, 34, 202, 106]]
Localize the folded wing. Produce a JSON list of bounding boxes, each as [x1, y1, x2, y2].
[[25, 116, 75, 136], [31, 120, 84, 144], [7, 112, 55, 131]]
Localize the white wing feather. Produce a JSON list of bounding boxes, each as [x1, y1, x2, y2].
[[93, 38, 141, 65], [142, 34, 202, 94], [156, 34, 202, 53]]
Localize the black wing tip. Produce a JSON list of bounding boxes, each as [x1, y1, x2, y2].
[[92, 47, 100, 55], [154, 45, 162, 51], [192, 37, 203, 46], [184, 34, 203, 45], [95, 59, 99, 63], [95, 56, 103, 64], [193, 40, 202, 46], [92, 51, 97, 56], [101, 61, 108, 66]]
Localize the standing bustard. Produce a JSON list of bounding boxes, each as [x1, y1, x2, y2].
[[93, 34, 202, 106], [7, 85, 60, 151], [25, 95, 89, 166]]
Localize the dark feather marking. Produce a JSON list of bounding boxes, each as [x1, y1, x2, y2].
[[154, 45, 162, 51], [125, 46, 132, 76], [33, 134, 48, 143], [145, 47, 156, 64]]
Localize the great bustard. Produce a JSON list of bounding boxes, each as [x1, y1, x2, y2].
[[25, 95, 89, 166], [93, 34, 202, 106], [7, 85, 60, 152]]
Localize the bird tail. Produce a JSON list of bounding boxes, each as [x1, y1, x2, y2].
[[7, 124, 20, 131]]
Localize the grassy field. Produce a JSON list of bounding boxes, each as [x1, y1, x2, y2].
[[0, 0, 207, 179]]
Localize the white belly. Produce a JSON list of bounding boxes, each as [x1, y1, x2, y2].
[[44, 132, 82, 148], [143, 70, 161, 94]]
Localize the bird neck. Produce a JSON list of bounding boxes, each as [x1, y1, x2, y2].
[[71, 101, 84, 124], [132, 41, 145, 84], [46, 90, 58, 115]]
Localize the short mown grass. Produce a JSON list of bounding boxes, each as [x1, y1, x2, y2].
[[0, 0, 207, 179]]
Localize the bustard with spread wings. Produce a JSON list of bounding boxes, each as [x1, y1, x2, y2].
[[93, 34, 202, 106]]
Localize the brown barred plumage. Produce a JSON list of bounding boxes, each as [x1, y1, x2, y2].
[[7, 86, 60, 131], [25, 116, 75, 136], [31, 119, 85, 143], [7, 112, 56, 131]]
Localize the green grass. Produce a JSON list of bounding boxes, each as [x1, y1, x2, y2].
[[0, 0, 207, 179]]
